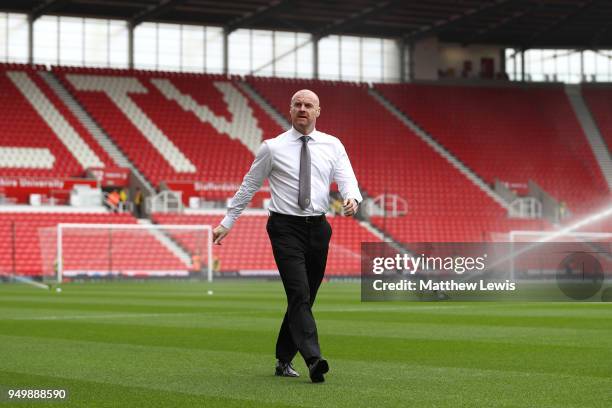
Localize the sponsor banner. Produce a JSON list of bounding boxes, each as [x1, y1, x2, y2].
[[500, 181, 529, 194], [238, 270, 279, 276], [64, 269, 190, 277], [87, 167, 130, 187], [0, 176, 97, 204], [361, 242, 612, 302], [163, 180, 270, 206]]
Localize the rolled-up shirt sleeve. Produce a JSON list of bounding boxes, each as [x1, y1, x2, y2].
[[221, 142, 272, 229], [333, 142, 362, 204]]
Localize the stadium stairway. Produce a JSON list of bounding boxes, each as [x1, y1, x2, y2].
[[564, 84, 612, 189], [0, 65, 116, 176], [238, 79, 412, 250], [247, 77, 529, 243], [60, 69, 272, 171], [6, 70, 106, 170], [0, 212, 187, 277], [50, 67, 283, 205], [375, 82, 610, 220], [581, 84, 612, 153], [151, 212, 382, 276], [368, 86, 511, 212], [40, 70, 156, 194], [235, 80, 291, 129], [136, 219, 192, 266]]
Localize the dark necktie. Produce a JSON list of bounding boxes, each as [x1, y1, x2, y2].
[[298, 135, 311, 210]]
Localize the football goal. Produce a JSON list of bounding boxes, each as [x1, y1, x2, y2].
[[508, 230, 612, 281], [38, 223, 213, 284]]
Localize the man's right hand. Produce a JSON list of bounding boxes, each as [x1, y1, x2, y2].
[[212, 225, 229, 245]]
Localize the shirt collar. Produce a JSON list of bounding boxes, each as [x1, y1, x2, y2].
[[290, 127, 317, 142]]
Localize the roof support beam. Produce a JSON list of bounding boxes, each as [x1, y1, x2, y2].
[[463, 2, 544, 46], [404, 0, 513, 42], [28, 15, 34, 64], [225, 0, 292, 34], [312, 0, 398, 39], [130, 0, 185, 27], [246, 1, 398, 76], [523, 0, 598, 49], [590, 21, 612, 48], [128, 23, 134, 69], [30, 0, 69, 22]]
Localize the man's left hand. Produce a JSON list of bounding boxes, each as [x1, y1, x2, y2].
[[343, 198, 358, 217]]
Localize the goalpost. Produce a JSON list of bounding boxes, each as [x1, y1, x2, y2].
[[39, 223, 213, 284]]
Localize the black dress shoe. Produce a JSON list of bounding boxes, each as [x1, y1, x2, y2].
[[275, 360, 300, 377], [308, 358, 329, 383]]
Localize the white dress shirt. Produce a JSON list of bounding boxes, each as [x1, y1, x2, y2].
[[221, 127, 362, 229]]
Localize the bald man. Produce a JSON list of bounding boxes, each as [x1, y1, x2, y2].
[[213, 89, 362, 383]]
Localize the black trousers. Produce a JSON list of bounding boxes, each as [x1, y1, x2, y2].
[[266, 211, 332, 363]]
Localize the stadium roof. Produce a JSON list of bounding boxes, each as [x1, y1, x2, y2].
[[3, 0, 612, 49]]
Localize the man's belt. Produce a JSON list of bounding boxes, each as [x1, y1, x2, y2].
[[269, 211, 326, 224]]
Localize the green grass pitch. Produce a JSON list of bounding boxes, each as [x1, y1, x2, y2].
[[0, 280, 610, 407]]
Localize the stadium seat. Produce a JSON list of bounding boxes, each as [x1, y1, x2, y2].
[[0, 212, 185, 277], [581, 84, 612, 154], [151, 213, 381, 276], [247, 77, 539, 242], [0, 63, 116, 178], [375, 82, 610, 218], [52, 67, 282, 202]]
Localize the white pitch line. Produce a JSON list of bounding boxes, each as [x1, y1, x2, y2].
[[7, 312, 196, 321], [318, 305, 469, 312], [3, 310, 260, 321], [3, 306, 471, 321]]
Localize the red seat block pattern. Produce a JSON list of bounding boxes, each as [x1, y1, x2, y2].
[[152, 213, 382, 276], [53, 67, 282, 202], [0, 63, 116, 178], [581, 85, 612, 153], [248, 77, 519, 243], [376, 83, 610, 217], [0, 212, 185, 277]]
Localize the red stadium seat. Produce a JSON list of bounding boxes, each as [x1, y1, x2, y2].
[[0, 212, 185, 277], [581, 85, 612, 154], [52, 67, 281, 203], [376, 82, 610, 218], [247, 77, 537, 242], [151, 213, 381, 276], [0, 63, 116, 178]]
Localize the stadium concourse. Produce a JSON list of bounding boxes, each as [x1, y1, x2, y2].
[[0, 62, 610, 279]]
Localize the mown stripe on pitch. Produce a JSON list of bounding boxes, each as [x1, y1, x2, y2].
[[0, 370, 300, 408], [1, 297, 610, 331], [0, 337, 608, 408], [4, 309, 610, 349], [0, 320, 609, 379]]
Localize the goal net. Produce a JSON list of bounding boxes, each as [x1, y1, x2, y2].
[[38, 223, 213, 283]]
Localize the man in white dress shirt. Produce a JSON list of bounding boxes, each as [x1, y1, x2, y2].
[[213, 89, 362, 383]]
